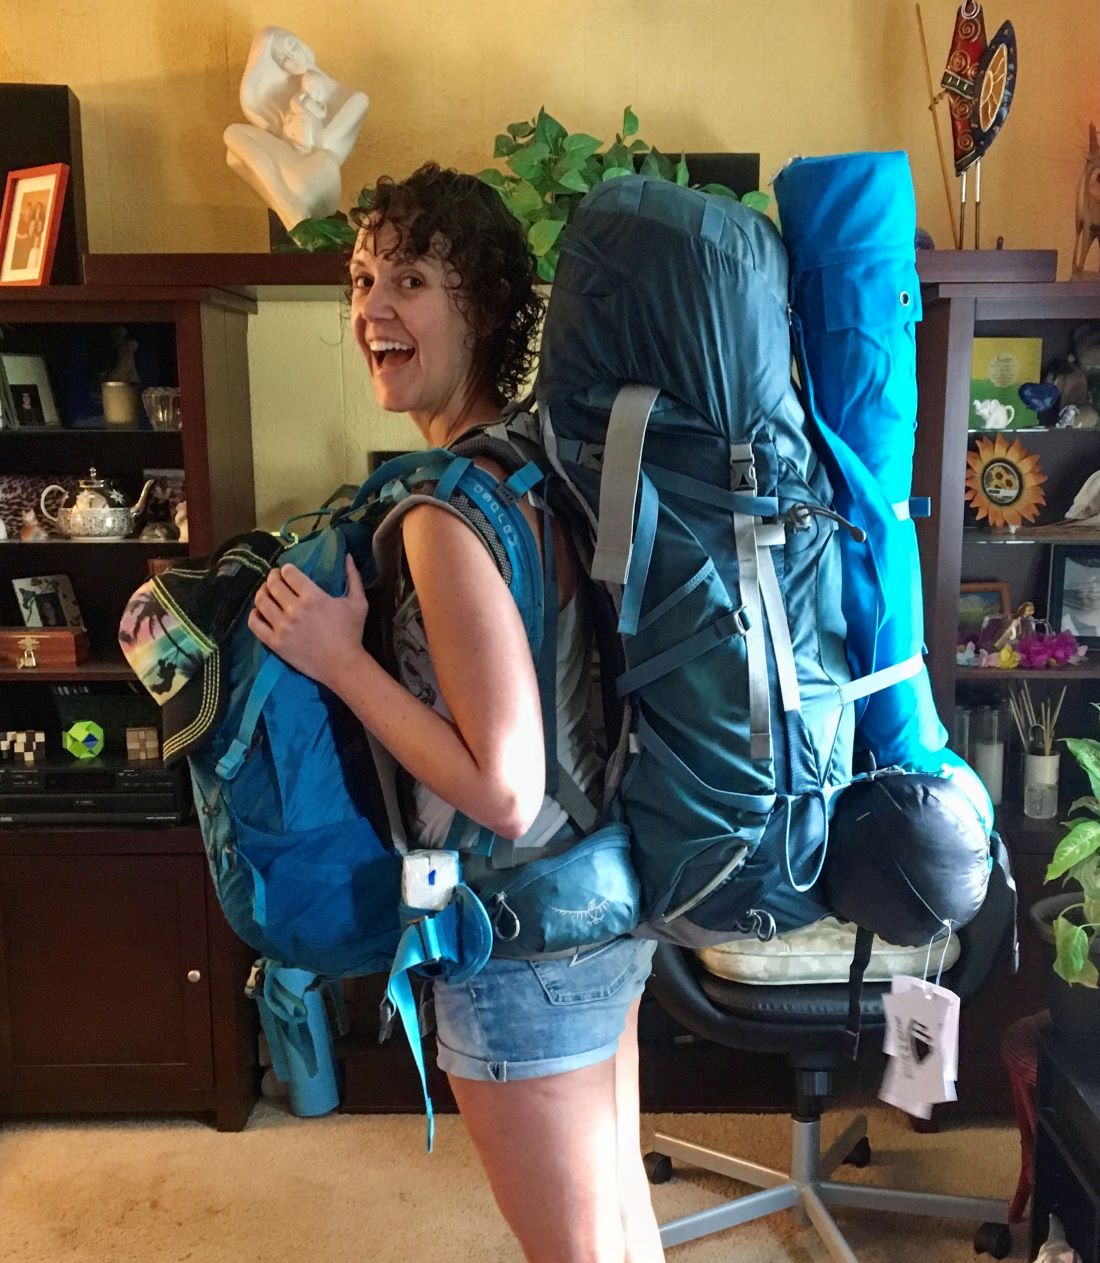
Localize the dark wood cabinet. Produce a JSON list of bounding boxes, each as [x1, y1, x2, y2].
[[914, 277, 1100, 1116], [0, 283, 261, 1129], [0, 827, 258, 1128], [0, 852, 213, 1095]]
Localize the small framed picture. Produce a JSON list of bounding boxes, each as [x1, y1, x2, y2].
[[1049, 546, 1100, 647], [959, 581, 1011, 645], [0, 354, 61, 427], [11, 574, 84, 629], [0, 163, 69, 287]]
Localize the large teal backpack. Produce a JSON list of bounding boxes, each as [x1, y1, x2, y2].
[[123, 171, 936, 1139]]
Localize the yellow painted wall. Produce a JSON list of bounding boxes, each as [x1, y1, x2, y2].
[[4, 0, 1098, 524]]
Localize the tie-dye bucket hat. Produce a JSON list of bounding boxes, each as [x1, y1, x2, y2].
[[118, 532, 284, 764]]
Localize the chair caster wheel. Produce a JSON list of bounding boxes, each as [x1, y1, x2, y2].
[[843, 1137, 872, 1168], [973, 1221, 1012, 1258], [644, 1151, 673, 1185]]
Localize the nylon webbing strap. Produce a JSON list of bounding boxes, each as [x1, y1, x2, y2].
[[216, 652, 287, 779], [615, 609, 748, 698], [638, 715, 777, 814], [646, 465, 779, 518], [734, 512, 771, 761], [836, 652, 924, 706], [364, 731, 408, 850], [384, 919, 443, 1151], [539, 500, 559, 793], [756, 544, 802, 715], [555, 763, 598, 833], [618, 472, 659, 637], [844, 924, 876, 1060], [590, 384, 661, 585]]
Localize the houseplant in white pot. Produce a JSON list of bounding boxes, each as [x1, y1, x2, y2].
[[1031, 723, 1100, 1038]]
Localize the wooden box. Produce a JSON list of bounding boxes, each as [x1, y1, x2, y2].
[[0, 626, 89, 668]]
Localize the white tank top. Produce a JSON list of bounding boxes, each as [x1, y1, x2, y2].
[[392, 581, 601, 850]]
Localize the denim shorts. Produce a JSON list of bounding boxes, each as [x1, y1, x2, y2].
[[432, 936, 658, 1083]]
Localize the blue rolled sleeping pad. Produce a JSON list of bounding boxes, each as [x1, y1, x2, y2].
[[774, 152, 994, 943]]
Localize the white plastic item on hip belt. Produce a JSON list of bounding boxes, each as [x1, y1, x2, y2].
[[401, 849, 460, 911]]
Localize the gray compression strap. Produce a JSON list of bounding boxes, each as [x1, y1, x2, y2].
[[835, 652, 924, 706], [554, 762, 598, 833], [590, 384, 661, 585], [734, 511, 772, 760], [364, 731, 409, 851], [757, 542, 802, 715]]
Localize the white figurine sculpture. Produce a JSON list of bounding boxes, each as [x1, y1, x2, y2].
[[223, 27, 369, 231]]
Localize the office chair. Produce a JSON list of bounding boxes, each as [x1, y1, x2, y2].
[[644, 866, 1017, 1262]]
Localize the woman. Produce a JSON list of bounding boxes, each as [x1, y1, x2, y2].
[[246, 163, 664, 1263]]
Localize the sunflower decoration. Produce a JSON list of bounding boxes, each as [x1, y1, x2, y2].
[[964, 434, 1047, 529]]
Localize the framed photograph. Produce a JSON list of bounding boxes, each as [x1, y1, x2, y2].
[[1049, 546, 1100, 647], [970, 336, 1044, 429], [0, 354, 16, 430], [959, 581, 1011, 644], [142, 467, 186, 524], [11, 574, 84, 629], [0, 354, 61, 427], [0, 164, 69, 287]]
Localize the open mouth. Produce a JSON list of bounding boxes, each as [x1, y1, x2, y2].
[[369, 340, 415, 370]]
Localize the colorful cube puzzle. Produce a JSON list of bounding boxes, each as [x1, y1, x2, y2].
[[125, 726, 160, 762], [63, 721, 105, 760], [1, 730, 47, 765]]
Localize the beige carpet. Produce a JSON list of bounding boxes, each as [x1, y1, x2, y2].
[[0, 1103, 1025, 1262]]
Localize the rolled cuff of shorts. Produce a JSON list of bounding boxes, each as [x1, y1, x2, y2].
[[435, 1031, 622, 1084]]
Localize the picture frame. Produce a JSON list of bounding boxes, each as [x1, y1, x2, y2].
[[969, 336, 1044, 430], [1048, 546, 1100, 647], [11, 574, 84, 629], [959, 581, 1012, 645], [0, 353, 61, 427], [0, 163, 69, 287]]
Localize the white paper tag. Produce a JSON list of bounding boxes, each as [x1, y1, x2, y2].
[[879, 975, 961, 1117]]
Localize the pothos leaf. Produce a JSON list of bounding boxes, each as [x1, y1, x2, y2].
[[1047, 818, 1100, 882], [1065, 738, 1100, 803], [527, 218, 565, 258], [1053, 913, 1100, 987], [742, 190, 773, 213], [287, 217, 357, 252]]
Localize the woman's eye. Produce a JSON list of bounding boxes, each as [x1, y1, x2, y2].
[[399, 274, 424, 290], [352, 274, 372, 291]]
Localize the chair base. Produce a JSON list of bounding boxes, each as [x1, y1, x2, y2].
[[651, 1115, 1010, 1263]]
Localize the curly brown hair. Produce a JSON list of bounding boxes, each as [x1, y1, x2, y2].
[[349, 163, 542, 407]]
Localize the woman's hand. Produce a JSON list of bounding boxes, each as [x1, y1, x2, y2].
[[248, 555, 368, 687]]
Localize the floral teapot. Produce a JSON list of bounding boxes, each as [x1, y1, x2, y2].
[[40, 468, 155, 539]]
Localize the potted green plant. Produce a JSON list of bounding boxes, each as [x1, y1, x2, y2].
[[476, 106, 769, 282], [1031, 721, 1100, 1039]]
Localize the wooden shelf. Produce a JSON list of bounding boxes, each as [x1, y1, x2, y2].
[[963, 530, 1100, 545], [0, 540, 187, 552], [956, 665, 1100, 681], [82, 252, 349, 302], [915, 250, 1056, 285], [0, 658, 136, 682]]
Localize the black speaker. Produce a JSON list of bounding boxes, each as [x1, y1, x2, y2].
[[683, 153, 761, 199], [0, 83, 88, 285]]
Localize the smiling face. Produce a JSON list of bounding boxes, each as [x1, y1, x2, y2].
[[350, 222, 498, 442]]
